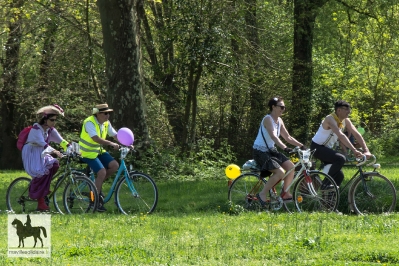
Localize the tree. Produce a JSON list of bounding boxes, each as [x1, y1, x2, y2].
[[290, 0, 329, 143], [0, 0, 25, 169], [97, 0, 150, 147]]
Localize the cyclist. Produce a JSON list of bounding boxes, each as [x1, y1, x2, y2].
[[310, 100, 371, 187], [78, 103, 120, 212], [22, 104, 70, 211], [253, 96, 306, 206]]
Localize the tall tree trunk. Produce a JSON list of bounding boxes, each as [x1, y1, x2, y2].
[[245, 0, 265, 147], [38, 0, 60, 93], [291, 0, 329, 142], [0, 0, 25, 169], [97, 0, 150, 147]]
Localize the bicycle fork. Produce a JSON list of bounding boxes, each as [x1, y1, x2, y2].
[[303, 170, 318, 197]]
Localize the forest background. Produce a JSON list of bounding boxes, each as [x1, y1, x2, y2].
[[1, 0, 399, 178]]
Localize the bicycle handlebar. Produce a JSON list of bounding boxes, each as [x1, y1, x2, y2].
[[355, 154, 377, 167]]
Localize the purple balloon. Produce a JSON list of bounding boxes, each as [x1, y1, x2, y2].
[[117, 127, 134, 146]]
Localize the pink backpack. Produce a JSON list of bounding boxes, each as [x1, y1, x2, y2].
[[16, 126, 33, 151]]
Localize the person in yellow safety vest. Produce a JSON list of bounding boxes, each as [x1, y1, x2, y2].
[[79, 103, 120, 212]]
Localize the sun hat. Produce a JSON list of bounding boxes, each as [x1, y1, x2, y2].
[[92, 103, 113, 114], [36, 104, 65, 117]]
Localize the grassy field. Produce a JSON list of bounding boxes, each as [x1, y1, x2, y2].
[[0, 163, 398, 265]]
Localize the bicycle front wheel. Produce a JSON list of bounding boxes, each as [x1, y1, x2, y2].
[[293, 171, 339, 212], [349, 172, 397, 214], [6, 177, 36, 213], [228, 173, 264, 212], [115, 172, 158, 215], [63, 174, 99, 214]]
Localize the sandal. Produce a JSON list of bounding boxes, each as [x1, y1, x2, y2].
[[256, 193, 269, 208], [282, 197, 293, 202]]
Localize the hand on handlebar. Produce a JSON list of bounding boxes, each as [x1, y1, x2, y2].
[[109, 142, 120, 150]]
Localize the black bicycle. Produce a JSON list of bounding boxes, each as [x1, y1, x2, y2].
[[6, 151, 99, 214], [321, 154, 396, 215]]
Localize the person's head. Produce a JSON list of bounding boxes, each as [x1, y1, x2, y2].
[[93, 103, 113, 123], [334, 100, 351, 119], [268, 96, 286, 113], [36, 104, 64, 127]]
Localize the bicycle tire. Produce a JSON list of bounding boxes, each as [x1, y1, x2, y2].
[[115, 171, 158, 215], [63, 174, 99, 214], [6, 177, 36, 213], [52, 171, 87, 214], [228, 173, 264, 212], [349, 172, 397, 215], [293, 171, 340, 212]]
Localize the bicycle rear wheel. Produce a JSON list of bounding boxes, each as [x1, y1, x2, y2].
[[115, 171, 158, 215], [228, 173, 264, 211], [6, 177, 36, 213], [293, 171, 339, 212], [63, 174, 99, 214], [349, 173, 397, 214]]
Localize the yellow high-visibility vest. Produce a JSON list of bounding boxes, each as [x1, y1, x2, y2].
[[79, 116, 109, 159]]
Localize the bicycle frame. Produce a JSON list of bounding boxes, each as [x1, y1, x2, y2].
[[279, 149, 318, 197], [88, 147, 138, 204]]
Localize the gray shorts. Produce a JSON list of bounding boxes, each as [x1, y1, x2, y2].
[[253, 148, 289, 177]]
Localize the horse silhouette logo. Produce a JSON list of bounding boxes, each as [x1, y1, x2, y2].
[[8, 214, 51, 258], [11, 215, 47, 248]]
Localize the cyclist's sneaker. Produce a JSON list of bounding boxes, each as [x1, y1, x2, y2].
[[97, 192, 107, 212], [97, 204, 107, 212]]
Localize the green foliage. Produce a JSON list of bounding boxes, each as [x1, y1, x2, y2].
[[133, 138, 236, 181]]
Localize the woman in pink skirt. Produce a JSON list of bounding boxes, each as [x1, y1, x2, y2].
[[22, 104, 70, 211]]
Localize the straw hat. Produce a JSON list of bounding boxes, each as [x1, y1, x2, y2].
[[36, 104, 64, 117], [92, 103, 113, 114]]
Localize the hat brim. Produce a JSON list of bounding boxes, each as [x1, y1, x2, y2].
[[99, 109, 113, 113]]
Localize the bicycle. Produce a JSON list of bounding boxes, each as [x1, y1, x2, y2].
[[6, 150, 99, 214], [74, 146, 158, 215], [228, 147, 340, 213], [321, 154, 397, 215]]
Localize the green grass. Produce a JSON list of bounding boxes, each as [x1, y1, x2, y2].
[[1, 165, 398, 265]]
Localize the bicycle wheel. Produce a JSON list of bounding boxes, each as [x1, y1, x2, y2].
[[6, 177, 36, 213], [52, 171, 85, 214], [293, 171, 339, 212], [228, 173, 264, 211], [63, 174, 99, 214], [115, 171, 158, 215], [349, 173, 397, 215]]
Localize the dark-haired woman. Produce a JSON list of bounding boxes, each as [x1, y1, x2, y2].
[[22, 104, 70, 211], [253, 96, 305, 206]]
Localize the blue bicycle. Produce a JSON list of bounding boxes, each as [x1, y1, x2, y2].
[[66, 146, 158, 215]]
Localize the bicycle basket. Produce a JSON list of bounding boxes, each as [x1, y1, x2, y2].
[[242, 159, 260, 171]]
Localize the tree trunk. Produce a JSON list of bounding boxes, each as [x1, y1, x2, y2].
[[291, 0, 329, 143], [97, 0, 150, 147], [245, 0, 265, 147], [0, 0, 25, 169]]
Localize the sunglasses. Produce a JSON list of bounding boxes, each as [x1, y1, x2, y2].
[[49, 119, 57, 122], [102, 112, 110, 115], [275, 105, 286, 110]]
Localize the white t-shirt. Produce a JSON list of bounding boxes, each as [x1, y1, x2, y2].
[[85, 116, 117, 138], [253, 115, 281, 152]]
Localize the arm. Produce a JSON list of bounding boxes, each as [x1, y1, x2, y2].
[[86, 122, 119, 150], [263, 117, 292, 150], [345, 119, 371, 158], [279, 119, 304, 148], [324, 116, 362, 157]]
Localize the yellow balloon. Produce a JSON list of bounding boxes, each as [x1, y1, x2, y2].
[[225, 164, 241, 179]]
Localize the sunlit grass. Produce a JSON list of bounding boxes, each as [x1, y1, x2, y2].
[[1, 166, 398, 265]]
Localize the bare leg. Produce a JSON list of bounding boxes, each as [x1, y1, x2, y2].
[[95, 160, 119, 193], [258, 167, 285, 202], [281, 160, 295, 199]]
